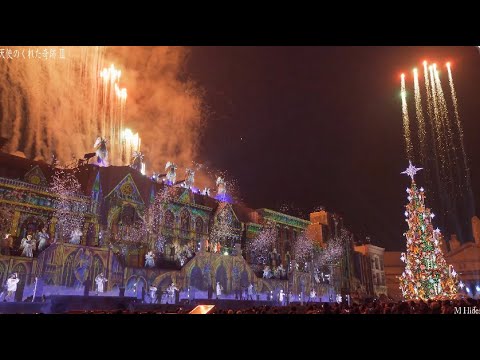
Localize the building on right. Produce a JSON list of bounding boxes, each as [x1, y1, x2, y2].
[[439, 216, 480, 298], [354, 240, 387, 298]]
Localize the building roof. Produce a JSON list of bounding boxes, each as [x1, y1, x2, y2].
[[0, 151, 314, 227], [445, 241, 480, 259], [0, 152, 55, 183]]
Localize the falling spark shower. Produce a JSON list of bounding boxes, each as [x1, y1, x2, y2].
[[98, 63, 138, 166], [401, 74, 413, 160], [121, 128, 141, 166], [399, 61, 475, 244]]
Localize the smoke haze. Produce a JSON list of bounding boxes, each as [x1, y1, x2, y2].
[[0, 46, 206, 179]]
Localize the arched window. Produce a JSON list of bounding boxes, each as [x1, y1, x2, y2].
[[195, 217, 203, 236], [86, 223, 96, 246], [194, 218, 204, 252], [88, 255, 105, 288], [0, 262, 6, 287], [285, 228, 290, 240], [121, 205, 136, 226], [164, 210, 174, 229], [180, 209, 190, 233], [62, 252, 76, 287]]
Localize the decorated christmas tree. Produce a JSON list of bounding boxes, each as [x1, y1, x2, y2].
[[399, 161, 460, 300]]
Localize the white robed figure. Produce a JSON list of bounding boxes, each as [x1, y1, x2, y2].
[[165, 162, 177, 185], [263, 266, 272, 279], [70, 228, 82, 245], [149, 285, 158, 304], [247, 283, 254, 300], [167, 282, 178, 304], [216, 177, 226, 196], [4, 273, 20, 301], [216, 281, 223, 299], [279, 289, 285, 305], [94, 137, 108, 167], [336, 294, 342, 303], [95, 273, 107, 294], [145, 251, 155, 268], [183, 168, 195, 190], [309, 289, 317, 303], [20, 235, 35, 257], [37, 227, 50, 252]]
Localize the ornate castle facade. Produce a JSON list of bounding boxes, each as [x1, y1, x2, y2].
[[0, 151, 366, 301]]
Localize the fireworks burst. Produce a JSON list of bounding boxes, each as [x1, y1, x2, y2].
[[413, 68, 427, 167], [399, 60, 475, 243], [401, 74, 413, 160], [447, 63, 471, 189]]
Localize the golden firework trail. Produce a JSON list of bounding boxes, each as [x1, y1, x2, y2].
[[413, 68, 427, 165], [399, 58, 475, 244], [401, 74, 413, 160], [447, 63, 471, 189]]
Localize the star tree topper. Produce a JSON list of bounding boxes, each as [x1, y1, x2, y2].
[[401, 160, 423, 181]]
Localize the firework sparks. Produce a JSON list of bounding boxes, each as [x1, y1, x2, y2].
[[122, 128, 141, 166], [399, 59, 475, 243], [314, 230, 346, 267], [294, 232, 314, 264], [249, 222, 278, 265], [447, 62, 471, 189], [210, 202, 241, 252], [401, 74, 413, 160], [50, 169, 86, 243], [413, 68, 427, 166]]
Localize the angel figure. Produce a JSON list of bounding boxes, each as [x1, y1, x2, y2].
[[20, 234, 36, 257], [145, 251, 155, 268], [216, 177, 226, 196], [183, 168, 195, 190], [165, 162, 177, 185], [94, 137, 108, 167]]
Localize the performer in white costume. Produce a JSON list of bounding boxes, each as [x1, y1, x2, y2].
[[37, 227, 50, 252], [247, 283, 254, 300], [20, 235, 35, 257], [279, 289, 285, 305], [216, 281, 223, 299], [95, 273, 108, 294], [70, 228, 82, 245], [149, 285, 158, 304], [4, 273, 19, 302], [145, 251, 155, 268], [167, 282, 178, 304]]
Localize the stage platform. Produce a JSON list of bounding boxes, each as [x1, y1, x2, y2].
[[0, 296, 316, 314], [0, 301, 48, 314]]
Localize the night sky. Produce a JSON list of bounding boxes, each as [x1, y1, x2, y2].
[[186, 47, 480, 251]]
